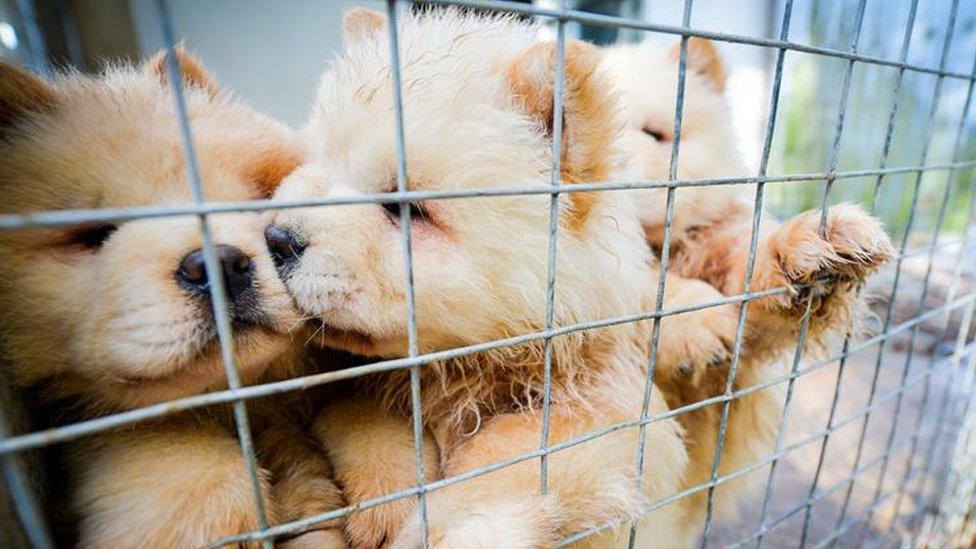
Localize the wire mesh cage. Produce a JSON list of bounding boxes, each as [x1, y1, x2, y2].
[[0, 0, 974, 548]]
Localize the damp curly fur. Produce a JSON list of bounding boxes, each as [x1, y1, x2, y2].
[[372, 330, 597, 440]]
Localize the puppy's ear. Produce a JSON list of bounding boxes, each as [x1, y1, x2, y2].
[[507, 40, 617, 231], [242, 145, 303, 199], [0, 61, 57, 130], [343, 8, 386, 48], [145, 46, 220, 98], [669, 37, 726, 92]]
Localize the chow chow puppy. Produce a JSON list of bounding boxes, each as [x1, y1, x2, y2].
[[263, 8, 758, 548], [0, 53, 344, 547], [600, 38, 894, 530]]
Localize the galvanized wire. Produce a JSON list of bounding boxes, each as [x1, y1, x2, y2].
[[207, 333, 975, 547], [754, 1, 868, 546], [734, 418, 933, 547], [830, 1, 964, 538], [416, 0, 976, 81], [798, 2, 922, 543], [630, 0, 692, 545], [155, 1, 272, 546], [1, 0, 974, 547], [0, 405, 52, 549], [918, 346, 976, 542], [554, 341, 975, 548], [203, 293, 976, 546], [699, 0, 794, 544], [3, 163, 974, 232], [0, 255, 969, 459], [384, 1, 429, 544], [868, 0, 921, 215], [908, 226, 976, 532], [883, 49, 976, 540], [539, 8, 567, 495]]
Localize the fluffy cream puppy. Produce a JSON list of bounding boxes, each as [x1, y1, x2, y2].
[[601, 38, 894, 531], [0, 53, 343, 547], [263, 8, 753, 548]]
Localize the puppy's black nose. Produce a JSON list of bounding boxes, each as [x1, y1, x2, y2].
[[265, 225, 305, 267], [177, 245, 253, 301]]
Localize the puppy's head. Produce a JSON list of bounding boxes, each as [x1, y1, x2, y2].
[[600, 39, 751, 234], [270, 9, 651, 358], [0, 51, 302, 410]]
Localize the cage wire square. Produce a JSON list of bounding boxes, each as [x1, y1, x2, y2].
[[0, 0, 974, 547]]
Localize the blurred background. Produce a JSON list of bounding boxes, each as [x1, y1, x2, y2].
[[1, 0, 975, 546]]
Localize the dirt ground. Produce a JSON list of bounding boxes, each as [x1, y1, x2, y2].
[[705, 347, 973, 548]]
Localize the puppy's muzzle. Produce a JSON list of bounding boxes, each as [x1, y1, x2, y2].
[[177, 245, 262, 324]]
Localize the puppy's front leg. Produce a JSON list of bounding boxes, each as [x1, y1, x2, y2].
[[653, 272, 738, 384], [314, 397, 439, 549], [724, 203, 893, 359], [390, 389, 687, 548], [70, 419, 276, 549], [655, 204, 893, 528], [252, 404, 347, 548], [651, 272, 772, 531]]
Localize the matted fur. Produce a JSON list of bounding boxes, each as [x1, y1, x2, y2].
[[0, 54, 344, 547]]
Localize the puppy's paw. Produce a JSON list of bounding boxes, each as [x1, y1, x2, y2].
[[761, 203, 892, 310], [657, 278, 737, 382], [280, 528, 347, 548], [345, 498, 416, 549]]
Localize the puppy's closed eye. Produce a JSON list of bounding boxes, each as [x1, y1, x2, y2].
[[642, 125, 671, 142], [70, 224, 118, 250], [381, 201, 430, 225]]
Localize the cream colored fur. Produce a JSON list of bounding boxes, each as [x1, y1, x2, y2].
[[265, 11, 891, 548], [0, 54, 344, 547], [302, 29, 894, 549], [269, 8, 722, 548]]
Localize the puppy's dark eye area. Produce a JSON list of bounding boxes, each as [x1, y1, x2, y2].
[[70, 224, 118, 250], [381, 201, 430, 224], [642, 126, 670, 142]]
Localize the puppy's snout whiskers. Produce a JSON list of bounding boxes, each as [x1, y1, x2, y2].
[[265, 225, 306, 273], [285, 314, 320, 333]]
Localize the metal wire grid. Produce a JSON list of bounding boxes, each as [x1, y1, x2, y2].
[[0, 0, 973, 547], [919, 352, 976, 545]]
